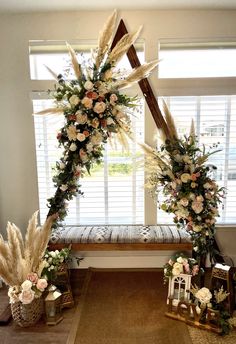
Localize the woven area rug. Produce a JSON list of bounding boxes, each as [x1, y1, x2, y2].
[[188, 325, 236, 344], [67, 269, 192, 344]]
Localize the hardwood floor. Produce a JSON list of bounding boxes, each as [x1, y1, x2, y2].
[[0, 270, 87, 344]]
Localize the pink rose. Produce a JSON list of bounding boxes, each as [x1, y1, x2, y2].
[[36, 279, 48, 292], [192, 265, 199, 276], [183, 263, 190, 273], [27, 273, 38, 284], [19, 289, 35, 304]]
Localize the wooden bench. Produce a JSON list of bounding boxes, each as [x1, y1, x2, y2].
[[49, 225, 192, 251]]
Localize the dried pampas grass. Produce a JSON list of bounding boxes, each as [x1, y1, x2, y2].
[[108, 26, 142, 65], [96, 10, 117, 68], [66, 42, 81, 79], [0, 211, 55, 287], [116, 60, 160, 89]]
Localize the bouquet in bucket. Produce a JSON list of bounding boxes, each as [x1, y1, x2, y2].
[[0, 211, 55, 305]]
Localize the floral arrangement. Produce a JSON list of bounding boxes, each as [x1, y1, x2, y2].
[[142, 102, 226, 260], [0, 211, 55, 305], [191, 285, 231, 335], [8, 274, 48, 305], [35, 10, 159, 227], [42, 247, 71, 281], [163, 252, 199, 283]]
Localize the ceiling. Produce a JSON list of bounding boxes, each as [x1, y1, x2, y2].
[[1, 0, 236, 13]]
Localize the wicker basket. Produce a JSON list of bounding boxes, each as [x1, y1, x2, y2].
[[11, 297, 44, 327]]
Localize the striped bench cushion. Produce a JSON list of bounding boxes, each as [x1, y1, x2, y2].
[[50, 225, 191, 245]]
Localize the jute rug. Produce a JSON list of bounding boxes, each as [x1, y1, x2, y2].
[[188, 325, 236, 344], [67, 268, 192, 344]]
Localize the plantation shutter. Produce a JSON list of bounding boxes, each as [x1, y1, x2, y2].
[[33, 99, 144, 226]]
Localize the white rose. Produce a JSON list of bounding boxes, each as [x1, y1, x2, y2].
[[172, 262, 183, 276], [106, 117, 115, 125], [21, 280, 32, 291], [77, 133, 86, 142], [84, 80, 94, 90], [180, 173, 191, 183], [195, 287, 212, 305], [60, 184, 68, 192], [69, 143, 77, 151], [69, 95, 80, 106]]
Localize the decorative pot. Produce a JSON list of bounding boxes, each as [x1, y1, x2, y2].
[[11, 297, 44, 327]]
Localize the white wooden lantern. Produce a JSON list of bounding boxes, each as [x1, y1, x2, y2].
[[167, 274, 192, 307]]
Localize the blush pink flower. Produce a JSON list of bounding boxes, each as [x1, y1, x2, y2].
[[27, 273, 38, 284], [93, 101, 106, 114], [36, 279, 48, 292], [19, 289, 35, 304], [192, 265, 199, 276]]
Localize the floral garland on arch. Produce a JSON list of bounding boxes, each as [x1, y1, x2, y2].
[[142, 102, 226, 262], [35, 10, 159, 227]]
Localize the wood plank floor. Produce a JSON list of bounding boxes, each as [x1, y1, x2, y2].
[[0, 270, 87, 344]]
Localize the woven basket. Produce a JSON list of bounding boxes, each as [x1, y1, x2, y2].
[[11, 297, 44, 327]]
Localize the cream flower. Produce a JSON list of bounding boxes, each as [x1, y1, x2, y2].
[[180, 173, 191, 183], [107, 117, 115, 125], [93, 101, 106, 114], [84, 80, 94, 90], [79, 149, 89, 163], [60, 184, 68, 192], [69, 143, 77, 151], [69, 95, 80, 106], [110, 94, 118, 104], [172, 262, 183, 276], [82, 97, 93, 109], [90, 131, 103, 145], [179, 198, 189, 207], [21, 280, 32, 291], [76, 111, 88, 124], [192, 200, 203, 214], [91, 118, 100, 128], [195, 287, 212, 305], [77, 133, 86, 142], [175, 207, 189, 219], [67, 125, 77, 141], [192, 224, 202, 232], [59, 162, 65, 170]]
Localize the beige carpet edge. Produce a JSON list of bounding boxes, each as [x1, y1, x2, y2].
[[66, 269, 93, 344]]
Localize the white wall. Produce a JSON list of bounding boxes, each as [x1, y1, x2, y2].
[[0, 10, 236, 262]]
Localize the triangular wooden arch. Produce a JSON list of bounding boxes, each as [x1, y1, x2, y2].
[[111, 19, 170, 138]]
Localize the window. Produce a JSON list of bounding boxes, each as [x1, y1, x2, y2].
[[30, 42, 145, 226], [158, 41, 236, 78], [30, 40, 236, 227]]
